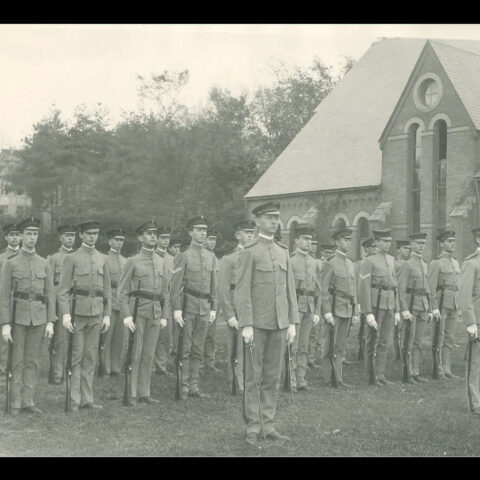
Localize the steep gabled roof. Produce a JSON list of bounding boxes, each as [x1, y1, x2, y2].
[[245, 37, 480, 199]]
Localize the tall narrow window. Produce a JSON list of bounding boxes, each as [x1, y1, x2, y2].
[[289, 221, 298, 251], [357, 216, 370, 259], [434, 120, 447, 235], [408, 124, 422, 233]]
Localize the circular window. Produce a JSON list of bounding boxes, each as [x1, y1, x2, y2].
[[413, 73, 443, 112]]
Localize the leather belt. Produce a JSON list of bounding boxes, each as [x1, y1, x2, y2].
[[129, 290, 164, 302], [437, 284, 458, 292], [14, 291, 47, 303], [53, 281, 59, 286], [372, 283, 396, 292], [296, 288, 316, 297], [111, 281, 118, 289], [74, 288, 104, 298], [406, 287, 428, 296], [184, 286, 212, 301], [230, 284, 235, 291], [328, 288, 354, 302]]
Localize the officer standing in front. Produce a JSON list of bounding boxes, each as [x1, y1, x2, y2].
[[358, 229, 400, 386], [58, 220, 112, 411], [235, 202, 299, 446], [118, 220, 170, 405], [0, 218, 55, 414], [47, 223, 77, 384], [170, 216, 217, 399]]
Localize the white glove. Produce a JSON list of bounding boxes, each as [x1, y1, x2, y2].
[[427, 312, 433, 323], [324, 312, 335, 326], [394, 312, 401, 325], [160, 318, 167, 329], [286, 324, 296, 345], [174, 310, 184, 327], [63, 314, 74, 333], [123, 316, 135, 333], [2, 324, 12, 343], [467, 324, 478, 337], [432, 309, 441, 320], [242, 326, 254, 344], [227, 316, 239, 330], [352, 315, 359, 326], [401, 310, 413, 321], [209, 310, 216, 325], [366, 313, 378, 329], [44, 322, 54, 339], [313, 314, 320, 326], [101, 316, 110, 333]]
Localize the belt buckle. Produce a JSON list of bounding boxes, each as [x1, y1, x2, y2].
[[28, 291, 36, 302]]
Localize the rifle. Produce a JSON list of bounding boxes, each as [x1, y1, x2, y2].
[[393, 288, 401, 361], [283, 342, 294, 398], [230, 312, 239, 395], [368, 283, 382, 385], [358, 314, 366, 361], [402, 279, 416, 384], [65, 280, 77, 413], [346, 298, 355, 338], [175, 282, 187, 401], [432, 280, 445, 379], [48, 325, 56, 385], [5, 280, 18, 414], [97, 332, 106, 378], [328, 285, 339, 388], [247, 341, 266, 441], [123, 280, 141, 406], [466, 333, 480, 412]]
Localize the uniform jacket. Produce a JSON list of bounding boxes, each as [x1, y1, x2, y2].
[[107, 249, 127, 312], [58, 244, 112, 318], [321, 250, 358, 318], [170, 242, 217, 315], [397, 253, 430, 312], [356, 252, 375, 314], [290, 249, 321, 315], [459, 249, 480, 327], [218, 245, 243, 322], [0, 249, 55, 326], [395, 257, 406, 278], [0, 247, 19, 271], [118, 247, 171, 320], [358, 250, 400, 314], [235, 236, 299, 330], [48, 246, 73, 294], [428, 251, 460, 311], [155, 248, 174, 276]]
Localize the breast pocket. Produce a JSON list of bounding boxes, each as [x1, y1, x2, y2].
[[276, 262, 287, 285], [253, 263, 273, 285], [33, 270, 47, 292], [74, 267, 91, 288], [12, 267, 29, 289]]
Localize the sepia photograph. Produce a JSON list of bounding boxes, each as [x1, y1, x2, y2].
[[0, 23, 480, 457]]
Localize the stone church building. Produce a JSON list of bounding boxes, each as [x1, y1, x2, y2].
[[245, 38, 480, 261]]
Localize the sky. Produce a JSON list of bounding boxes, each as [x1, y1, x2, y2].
[[2, 24, 480, 148]]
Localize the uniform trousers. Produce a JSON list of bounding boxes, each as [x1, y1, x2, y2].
[[227, 325, 243, 392], [365, 308, 394, 380], [50, 310, 66, 382], [243, 327, 286, 436], [321, 316, 349, 384], [103, 310, 126, 375], [154, 316, 173, 371], [307, 321, 321, 363], [295, 312, 314, 386], [203, 319, 217, 368], [466, 332, 480, 411], [431, 308, 458, 376], [411, 310, 428, 377], [11, 323, 45, 409]]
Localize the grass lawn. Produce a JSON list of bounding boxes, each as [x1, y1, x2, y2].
[[0, 321, 479, 457]]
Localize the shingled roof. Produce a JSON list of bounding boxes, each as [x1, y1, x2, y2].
[[245, 37, 480, 199]]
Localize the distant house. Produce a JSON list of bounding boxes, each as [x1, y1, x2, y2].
[[245, 38, 480, 261], [0, 150, 31, 218]]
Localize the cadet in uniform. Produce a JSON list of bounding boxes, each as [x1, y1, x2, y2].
[[321, 228, 358, 387], [235, 202, 299, 446], [58, 220, 112, 411], [171, 216, 217, 399], [167, 235, 182, 359], [395, 239, 411, 268], [428, 229, 461, 380], [306, 238, 322, 369], [0, 218, 55, 414], [103, 228, 127, 377], [459, 226, 480, 414], [358, 229, 400, 386], [47, 224, 77, 384], [289, 224, 321, 391], [118, 220, 170, 405], [218, 220, 256, 394], [0, 223, 21, 375], [202, 231, 222, 374], [153, 226, 174, 376], [397, 232, 432, 383]]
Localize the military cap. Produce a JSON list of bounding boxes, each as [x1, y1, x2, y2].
[[186, 215, 208, 230], [251, 201, 280, 217], [373, 228, 392, 239], [311, 239, 319, 245], [437, 228, 456, 242], [157, 225, 171, 236], [58, 224, 77, 234], [77, 220, 101, 233], [409, 232, 427, 241], [331, 227, 352, 240], [106, 228, 126, 239], [135, 220, 158, 235], [206, 229, 217, 239], [362, 237, 376, 249], [294, 224, 314, 238], [233, 220, 256, 232], [396, 239, 411, 248], [2, 223, 20, 235], [18, 217, 40, 231], [472, 226, 480, 236], [321, 244, 336, 253]]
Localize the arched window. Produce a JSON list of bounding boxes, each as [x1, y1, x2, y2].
[[356, 216, 370, 259], [408, 123, 422, 233], [434, 120, 448, 256], [333, 217, 347, 231]]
